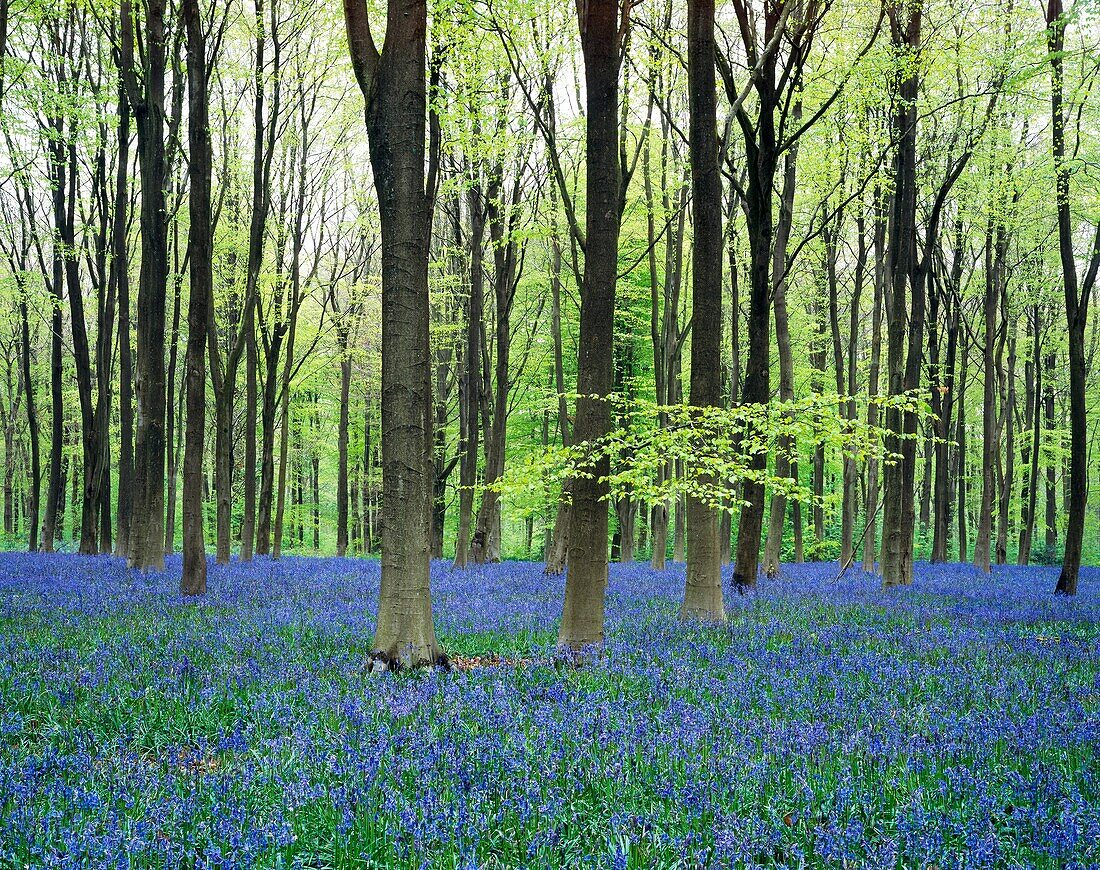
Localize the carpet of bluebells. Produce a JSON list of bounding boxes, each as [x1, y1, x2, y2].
[[0, 554, 1098, 868]]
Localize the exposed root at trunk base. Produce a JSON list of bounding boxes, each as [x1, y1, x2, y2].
[[552, 644, 603, 669], [365, 649, 451, 675], [449, 654, 532, 671]]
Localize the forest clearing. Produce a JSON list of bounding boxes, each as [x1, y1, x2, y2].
[[0, 554, 1097, 867]]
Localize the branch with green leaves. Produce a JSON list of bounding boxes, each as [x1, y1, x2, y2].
[[493, 392, 933, 518]]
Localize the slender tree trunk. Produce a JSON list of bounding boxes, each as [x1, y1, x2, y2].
[[1019, 306, 1041, 564], [164, 262, 184, 555], [1044, 349, 1056, 553], [1048, 0, 1094, 596], [41, 192, 65, 553], [241, 318, 257, 560], [827, 212, 858, 567], [181, 0, 211, 595], [862, 194, 886, 570], [930, 231, 961, 562], [997, 320, 1016, 564], [454, 189, 484, 569], [255, 330, 283, 556], [763, 136, 799, 577], [18, 285, 39, 552], [957, 334, 970, 561], [337, 356, 351, 556], [732, 143, 776, 591]]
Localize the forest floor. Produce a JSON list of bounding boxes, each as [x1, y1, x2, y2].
[[0, 553, 1097, 868]]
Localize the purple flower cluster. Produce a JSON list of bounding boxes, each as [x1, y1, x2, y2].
[[0, 553, 1097, 868]]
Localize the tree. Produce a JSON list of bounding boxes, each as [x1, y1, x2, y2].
[[1048, 0, 1098, 597], [345, 0, 445, 668], [682, 0, 725, 621], [557, 0, 628, 652], [119, 0, 169, 571], [878, 0, 921, 588], [181, 0, 214, 596]]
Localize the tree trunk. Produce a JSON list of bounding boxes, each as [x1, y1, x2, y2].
[[1048, 0, 1094, 596], [997, 317, 1016, 564], [559, 0, 623, 651], [763, 135, 799, 577], [255, 330, 283, 557], [18, 282, 39, 552], [164, 261, 184, 555], [113, 90, 134, 557], [346, 0, 444, 668], [123, 0, 169, 571], [732, 137, 775, 591], [337, 356, 352, 556], [930, 228, 962, 562], [682, 0, 724, 620], [181, 0, 211, 595], [880, 2, 922, 588], [862, 193, 886, 571], [471, 168, 520, 564], [454, 188, 484, 568], [1019, 306, 1041, 564], [241, 317, 257, 560], [956, 332, 970, 561], [41, 252, 61, 552]]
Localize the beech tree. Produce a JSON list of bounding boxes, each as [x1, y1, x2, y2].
[[557, 0, 628, 652], [181, 0, 211, 595], [1048, 0, 1098, 597], [119, 0, 169, 571], [344, 0, 445, 668], [682, 0, 725, 621]]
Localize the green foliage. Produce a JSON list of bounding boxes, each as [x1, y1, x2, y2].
[[496, 392, 930, 519]]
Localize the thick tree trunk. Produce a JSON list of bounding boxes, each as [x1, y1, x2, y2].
[[880, 3, 922, 589], [346, 0, 444, 667], [558, 0, 623, 651], [123, 0, 169, 571], [682, 0, 725, 620]]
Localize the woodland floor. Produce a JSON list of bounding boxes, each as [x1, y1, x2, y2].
[[0, 553, 1097, 868]]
